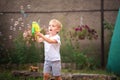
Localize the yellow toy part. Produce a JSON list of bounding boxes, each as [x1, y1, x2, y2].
[[32, 21, 41, 34], [31, 21, 41, 41]]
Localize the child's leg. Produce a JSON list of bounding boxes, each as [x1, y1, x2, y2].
[[55, 76, 62, 80], [43, 61, 52, 80], [52, 61, 62, 80], [43, 73, 50, 80]]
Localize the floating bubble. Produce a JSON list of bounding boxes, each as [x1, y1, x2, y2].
[[20, 8, 27, 18], [15, 21, 19, 24], [43, 25, 46, 28], [21, 22, 24, 25], [0, 13, 4, 15], [10, 26, 13, 30], [27, 5, 31, 9], [20, 5, 28, 18], [21, 24, 24, 27], [80, 16, 83, 26], [20, 9, 25, 14], [18, 17, 22, 21], [14, 24, 17, 27], [13, 27, 16, 31], [20, 5, 24, 10], [20, 9, 27, 18], [10, 18, 14, 22], [14, 21, 19, 26], [27, 24, 30, 27], [23, 13, 27, 18], [9, 35, 12, 39], [19, 27, 22, 30], [21, 22, 24, 27], [38, 19, 41, 25]]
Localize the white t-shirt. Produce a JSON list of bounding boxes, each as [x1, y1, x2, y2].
[[44, 34, 61, 61]]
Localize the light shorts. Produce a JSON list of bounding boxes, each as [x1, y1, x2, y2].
[[43, 60, 61, 76]]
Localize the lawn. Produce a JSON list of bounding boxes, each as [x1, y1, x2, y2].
[[0, 69, 120, 80]]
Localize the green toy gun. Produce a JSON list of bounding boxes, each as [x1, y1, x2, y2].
[[31, 21, 41, 40]]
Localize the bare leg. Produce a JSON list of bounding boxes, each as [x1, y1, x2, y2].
[[43, 73, 50, 80], [55, 76, 62, 80]]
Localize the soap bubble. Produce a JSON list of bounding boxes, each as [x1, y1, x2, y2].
[[19, 27, 22, 30], [18, 17, 22, 21], [14, 21, 19, 26], [20, 10, 27, 18], [10, 26, 13, 30], [10, 18, 14, 22], [9, 35, 12, 39], [38, 19, 41, 25], [27, 24, 30, 26], [20, 5, 27, 18], [27, 5, 31, 9], [13, 27, 16, 31], [21, 9, 25, 14], [20, 5, 24, 10], [23, 13, 27, 18], [21, 22, 24, 27], [0, 13, 4, 15]]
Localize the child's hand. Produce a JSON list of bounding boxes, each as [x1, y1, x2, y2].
[[36, 32, 43, 37], [35, 32, 44, 42], [37, 37, 43, 43]]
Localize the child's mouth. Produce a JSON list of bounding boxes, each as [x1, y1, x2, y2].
[[49, 29, 52, 31]]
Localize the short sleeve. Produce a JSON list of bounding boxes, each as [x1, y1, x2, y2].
[[54, 35, 61, 45]]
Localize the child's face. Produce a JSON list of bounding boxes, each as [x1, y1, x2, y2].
[[48, 21, 60, 35]]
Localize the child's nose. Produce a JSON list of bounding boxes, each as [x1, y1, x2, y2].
[[48, 27, 51, 30], [49, 25, 53, 28]]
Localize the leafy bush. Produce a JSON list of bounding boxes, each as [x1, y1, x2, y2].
[[0, 45, 11, 64], [0, 71, 43, 80], [104, 20, 114, 33], [73, 25, 98, 40], [10, 33, 44, 64], [60, 27, 100, 69], [0, 26, 100, 70]]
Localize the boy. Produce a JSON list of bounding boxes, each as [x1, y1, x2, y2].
[[36, 19, 62, 80]]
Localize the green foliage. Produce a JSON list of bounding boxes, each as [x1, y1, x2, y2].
[[60, 27, 100, 69], [0, 71, 43, 80], [0, 45, 11, 64], [104, 20, 115, 65], [73, 25, 98, 40], [10, 33, 44, 64], [104, 20, 114, 33], [73, 52, 87, 69], [0, 26, 100, 70], [0, 72, 16, 80]]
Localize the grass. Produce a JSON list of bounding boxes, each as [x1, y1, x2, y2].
[[62, 69, 114, 75], [62, 69, 120, 79], [0, 71, 43, 80], [0, 69, 120, 80]]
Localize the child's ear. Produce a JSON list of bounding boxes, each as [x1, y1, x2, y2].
[[56, 27, 61, 32], [56, 29, 60, 33]]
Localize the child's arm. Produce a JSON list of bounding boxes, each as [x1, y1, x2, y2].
[[36, 32, 57, 43], [35, 32, 44, 43], [37, 37, 44, 43]]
